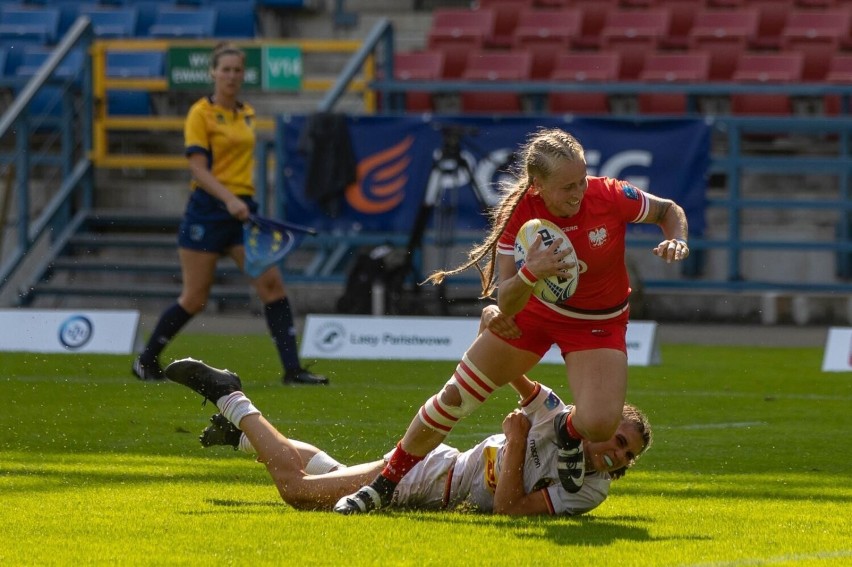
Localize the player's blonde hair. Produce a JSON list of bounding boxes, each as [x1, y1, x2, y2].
[[426, 127, 586, 297]]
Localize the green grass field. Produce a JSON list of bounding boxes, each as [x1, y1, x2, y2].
[[2, 332, 851, 565]]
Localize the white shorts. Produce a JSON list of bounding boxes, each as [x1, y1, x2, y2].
[[385, 444, 460, 510]]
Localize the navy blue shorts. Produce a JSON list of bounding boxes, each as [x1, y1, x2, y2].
[[177, 190, 258, 253]]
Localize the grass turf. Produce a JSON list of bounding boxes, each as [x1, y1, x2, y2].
[[1, 333, 851, 565]]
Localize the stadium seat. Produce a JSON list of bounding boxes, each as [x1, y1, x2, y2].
[[0, 5, 61, 44], [638, 51, 710, 114], [571, 0, 618, 49], [0, 46, 6, 78], [427, 8, 495, 78], [548, 52, 620, 115], [657, 0, 700, 49], [210, 0, 257, 38], [600, 9, 671, 79], [393, 50, 444, 112], [460, 50, 533, 113], [125, 0, 177, 36], [730, 52, 804, 115], [106, 50, 164, 115], [476, 0, 533, 48], [511, 7, 582, 78], [15, 46, 85, 117], [748, 0, 794, 50], [689, 9, 760, 81], [781, 10, 850, 81], [79, 6, 138, 38], [147, 6, 215, 38], [822, 54, 852, 114]]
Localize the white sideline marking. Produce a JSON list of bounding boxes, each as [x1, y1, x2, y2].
[[660, 421, 767, 431], [682, 549, 852, 567]]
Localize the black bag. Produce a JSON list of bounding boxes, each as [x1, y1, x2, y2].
[[336, 245, 409, 314]]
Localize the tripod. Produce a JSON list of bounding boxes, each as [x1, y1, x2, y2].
[[405, 124, 490, 313]]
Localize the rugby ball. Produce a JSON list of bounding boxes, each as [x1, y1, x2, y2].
[[513, 219, 579, 304]]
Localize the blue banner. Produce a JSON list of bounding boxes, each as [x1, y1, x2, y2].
[[276, 115, 709, 235]]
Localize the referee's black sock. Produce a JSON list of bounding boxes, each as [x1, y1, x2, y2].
[[142, 302, 192, 361], [264, 297, 301, 371]]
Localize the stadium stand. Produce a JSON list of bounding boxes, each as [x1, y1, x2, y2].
[[571, 0, 617, 49], [657, 0, 699, 50], [821, 53, 852, 114], [781, 9, 851, 82], [459, 50, 532, 113], [475, 0, 532, 49], [0, 5, 61, 45], [638, 51, 711, 114], [747, 0, 793, 50], [394, 50, 445, 112], [14, 45, 85, 116], [511, 7, 582, 79], [105, 50, 164, 115], [427, 8, 495, 78], [210, 0, 257, 38], [79, 6, 138, 38], [547, 51, 620, 114], [147, 6, 216, 38], [689, 8, 760, 81], [600, 8, 671, 79], [730, 52, 804, 115]]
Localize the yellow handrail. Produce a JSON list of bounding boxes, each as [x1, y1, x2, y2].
[[91, 38, 371, 169]]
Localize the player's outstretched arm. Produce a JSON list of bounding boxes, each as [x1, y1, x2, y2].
[[492, 410, 551, 516]]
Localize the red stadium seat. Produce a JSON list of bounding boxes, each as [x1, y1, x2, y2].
[[600, 9, 671, 79], [394, 51, 445, 112], [781, 10, 851, 81], [460, 50, 533, 113], [476, 0, 533, 48], [657, 0, 701, 49], [689, 9, 760, 81], [730, 52, 804, 115], [747, 0, 794, 50], [571, 0, 619, 49], [427, 8, 495, 78], [548, 52, 620, 114], [512, 8, 582, 78], [638, 51, 711, 114]]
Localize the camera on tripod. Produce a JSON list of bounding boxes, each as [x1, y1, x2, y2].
[[434, 122, 480, 158]]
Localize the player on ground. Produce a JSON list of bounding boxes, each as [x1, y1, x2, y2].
[[335, 127, 689, 514], [166, 357, 651, 515]]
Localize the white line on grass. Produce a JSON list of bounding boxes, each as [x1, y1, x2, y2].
[[634, 389, 852, 402], [682, 549, 852, 567]]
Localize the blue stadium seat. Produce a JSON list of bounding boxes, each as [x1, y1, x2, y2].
[[15, 45, 85, 117], [0, 6, 61, 44], [210, 0, 256, 38], [112, 0, 177, 36], [105, 50, 164, 115], [147, 6, 216, 38], [79, 6, 138, 38], [0, 46, 7, 78]]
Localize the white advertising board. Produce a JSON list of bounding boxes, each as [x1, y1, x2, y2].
[[0, 309, 140, 354], [821, 327, 852, 372], [301, 315, 659, 366]]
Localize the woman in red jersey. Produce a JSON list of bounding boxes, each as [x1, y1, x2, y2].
[[335, 127, 689, 514]]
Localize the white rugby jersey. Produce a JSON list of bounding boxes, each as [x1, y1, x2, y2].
[[390, 385, 610, 515]]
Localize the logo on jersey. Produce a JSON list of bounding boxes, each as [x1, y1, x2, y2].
[[622, 184, 639, 200], [544, 391, 561, 410], [345, 136, 413, 214], [215, 114, 225, 124], [483, 446, 498, 494], [588, 226, 608, 248]]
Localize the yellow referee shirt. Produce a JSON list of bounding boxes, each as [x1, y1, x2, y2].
[[184, 96, 256, 197]]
